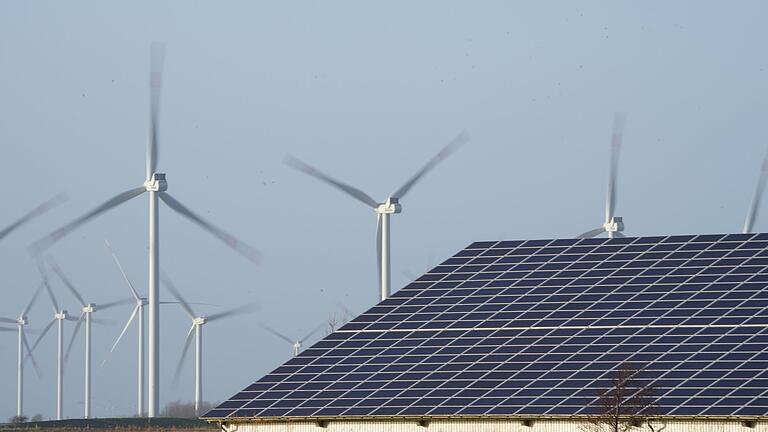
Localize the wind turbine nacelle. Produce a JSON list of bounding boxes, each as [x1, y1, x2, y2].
[[18, 316, 28, 325], [145, 173, 168, 192], [55, 311, 68, 320], [83, 304, 95, 313], [604, 216, 624, 233], [377, 198, 402, 215]]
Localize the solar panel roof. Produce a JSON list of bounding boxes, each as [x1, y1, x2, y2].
[[205, 233, 768, 420]]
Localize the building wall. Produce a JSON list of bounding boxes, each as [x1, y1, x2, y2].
[[220, 418, 765, 432]]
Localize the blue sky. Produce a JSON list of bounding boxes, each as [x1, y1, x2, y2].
[[0, 0, 766, 419]]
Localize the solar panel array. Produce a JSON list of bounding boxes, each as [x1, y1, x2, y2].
[[205, 233, 768, 420]]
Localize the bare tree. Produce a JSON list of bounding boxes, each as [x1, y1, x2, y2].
[[326, 313, 339, 335], [581, 363, 662, 432]]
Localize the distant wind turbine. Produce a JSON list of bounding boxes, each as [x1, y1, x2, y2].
[[29, 43, 261, 417], [285, 131, 469, 302], [0, 280, 44, 418], [28, 264, 79, 420], [259, 322, 325, 357], [48, 260, 128, 419], [578, 113, 628, 239], [743, 150, 768, 233], [1, 194, 66, 242], [163, 273, 258, 417]]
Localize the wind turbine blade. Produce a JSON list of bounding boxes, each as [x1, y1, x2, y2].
[[64, 314, 84, 365], [104, 239, 141, 301], [102, 305, 139, 366], [391, 130, 470, 199], [160, 272, 196, 319], [159, 192, 262, 264], [147, 42, 165, 180], [605, 112, 626, 224], [259, 323, 294, 345], [29, 187, 146, 255], [0, 326, 14, 331], [48, 259, 87, 307], [97, 298, 133, 311], [614, 232, 626, 238], [91, 317, 117, 326], [577, 227, 606, 239], [206, 302, 259, 322], [37, 263, 60, 314], [744, 151, 768, 233], [376, 213, 382, 295], [22, 281, 45, 317], [172, 324, 195, 387], [0, 193, 68, 242], [28, 319, 56, 355], [0, 317, 16, 324], [299, 322, 325, 344], [22, 332, 43, 379], [284, 155, 378, 208]]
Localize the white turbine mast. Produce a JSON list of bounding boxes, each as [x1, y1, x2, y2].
[[259, 322, 325, 357], [743, 150, 768, 233], [47, 260, 129, 419], [30, 43, 261, 417], [0, 281, 44, 418], [577, 113, 628, 239], [163, 272, 257, 417], [0, 193, 67, 243], [285, 131, 469, 302], [28, 264, 79, 420]]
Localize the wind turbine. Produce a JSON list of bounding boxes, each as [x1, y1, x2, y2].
[[1, 193, 66, 243], [28, 265, 79, 420], [259, 322, 324, 357], [163, 273, 257, 417], [101, 239, 206, 416], [285, 131, 469, 302], [0, 281, 44, 418], [47, 260, 128, 419], [743, 150, 768, 233], [29, 44, 261, 417], [577, 113, 628, 239]]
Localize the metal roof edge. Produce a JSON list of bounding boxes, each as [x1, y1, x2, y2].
[[202, 414, 767, 424]]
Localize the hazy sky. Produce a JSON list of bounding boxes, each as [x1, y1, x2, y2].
[[1, 0, 767, 420]]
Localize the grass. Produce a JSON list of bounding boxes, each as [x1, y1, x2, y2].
[[0, 417, 217, 431]]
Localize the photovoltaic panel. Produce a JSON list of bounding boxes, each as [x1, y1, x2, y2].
[[205, 233, 768, 420]]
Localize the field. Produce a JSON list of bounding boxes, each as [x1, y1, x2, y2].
[[0, 418, 217, 431]]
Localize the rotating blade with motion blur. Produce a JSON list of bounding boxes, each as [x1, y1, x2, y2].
[[284, 155, 378, 208], [29, 187, 146, 256], [172, 324, 196, 387], [0, 193, 68, 242], [206, 302, 259, 322], [64, 313, 84, 365], [0, 317, 15, 324], [577, 227, 606, 239], [48, 260, 86, 307], [299, 322, 325, 344], [28, 319, 56, 355], [22, 332, 43, 379], [97, 298, 133, 310], [159, 192, 262, 264], [744, 150, 768, 233], [160, 272, 196, 319], [147, 42, 165, 180], [605, 112, 626, 225], [391, 131, 471, 200], [23, 281, 45, 317], [259, 323, 294, 345]]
